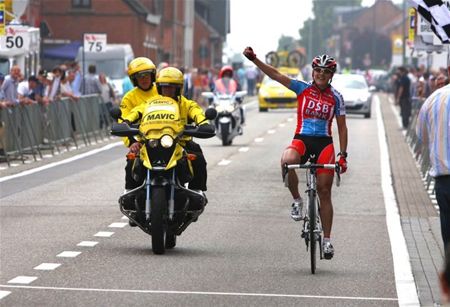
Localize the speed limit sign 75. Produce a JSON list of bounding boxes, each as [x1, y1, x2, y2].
[[83, 33, 107, 52]]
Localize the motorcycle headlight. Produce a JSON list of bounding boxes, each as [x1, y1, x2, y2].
[[160, 135, 174, 148], [148, 139, 159, 148], [225, 105, 235, 112], [215, 105, 224, 112]]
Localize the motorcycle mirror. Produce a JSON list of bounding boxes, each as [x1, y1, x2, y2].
[[110, 122, 139, 137], [201, 92, 215, 99], [235, 90, 247, 98], [205, 107, 217, 120], [110, 107, 122, 121]]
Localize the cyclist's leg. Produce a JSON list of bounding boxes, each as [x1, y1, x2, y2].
[[281, 139, 304, 198], [317, 173, 333, 237], [316, 142, 335, 238]]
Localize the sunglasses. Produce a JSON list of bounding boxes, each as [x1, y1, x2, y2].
[[136, 71, 152, 79], [313, 67, 333, 75]]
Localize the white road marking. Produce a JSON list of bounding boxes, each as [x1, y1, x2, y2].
[[0, 284, 398, 302], [57, 251, 81, 258], [0, 142, 123, 183], [108, 222, 127, 228], [238, 147, 249, 152], [43, 154, 53, 158], [0, 291, 11, 299], [34, 263, 61, 270], [7, 276, 37, 284], [278, 123, 286, 127], [77, 241, 98, 247], [375, 97, 419, 306], [287, 118, 293, 122], [121, 216, 129, 220], [217, 159, 231, 166], [267, 129, 276, 134], [254, 138, 264, 143], [94, 231, 114, 237]]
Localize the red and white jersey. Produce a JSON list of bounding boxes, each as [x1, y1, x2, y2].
[[289, 79, 345, 137]]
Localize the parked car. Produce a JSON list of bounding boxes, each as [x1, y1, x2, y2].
[[257, 67, 303, 112], [331, 73, 373, 118]]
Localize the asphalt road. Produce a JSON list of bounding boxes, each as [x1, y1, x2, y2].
[[0, 97, 401, 306]]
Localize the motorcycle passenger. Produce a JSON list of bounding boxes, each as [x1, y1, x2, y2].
[[124, 67, 213, 192], [243, 47, 348, 260], [214, 65, 245, 125], [120, 57, 158, 193]]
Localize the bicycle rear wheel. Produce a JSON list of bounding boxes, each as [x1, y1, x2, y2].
[[308, 190, 317, 274]]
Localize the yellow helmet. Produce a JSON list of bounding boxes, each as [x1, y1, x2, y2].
[[156, 67, 184, 97], [127, 57, 156, 77], [156, 67, 184, 85]]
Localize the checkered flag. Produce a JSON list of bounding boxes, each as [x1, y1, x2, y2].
[[408, 0, 450, 43]]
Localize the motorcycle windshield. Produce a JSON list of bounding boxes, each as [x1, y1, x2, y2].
[[139, 96, 184, 139]]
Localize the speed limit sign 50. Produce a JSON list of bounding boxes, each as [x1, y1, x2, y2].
[[83, 33, 107, 52]]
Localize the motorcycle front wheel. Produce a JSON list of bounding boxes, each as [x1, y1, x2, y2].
[[151, 187, 167, 255], [220, 123, 232, 146]]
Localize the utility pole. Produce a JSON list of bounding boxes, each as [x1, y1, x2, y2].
[[402, 0, 406, 65]]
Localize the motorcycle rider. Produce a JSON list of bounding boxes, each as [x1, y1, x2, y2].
[[243, 47, 348, 260], [124, 66, 214, 192], [120, 57, 158, 196], [214, 65, 245, 125]]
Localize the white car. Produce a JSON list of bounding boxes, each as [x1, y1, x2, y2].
[[332, 73, 373, 118]]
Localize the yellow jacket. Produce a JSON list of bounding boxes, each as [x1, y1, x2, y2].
[[119, 85, 158, 146], [125, 95, 207, 126]]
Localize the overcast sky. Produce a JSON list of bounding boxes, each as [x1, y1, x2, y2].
[[226, 0, 404, 59]]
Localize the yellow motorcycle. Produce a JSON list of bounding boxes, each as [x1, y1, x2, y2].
[[110, 96, 216, 254]]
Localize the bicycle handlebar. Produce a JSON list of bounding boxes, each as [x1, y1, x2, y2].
[[285, 162, 341, 187]]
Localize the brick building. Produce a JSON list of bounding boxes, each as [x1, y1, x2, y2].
[[22, 0, 229, 70]]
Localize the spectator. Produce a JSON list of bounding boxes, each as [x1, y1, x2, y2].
[[441, 246, 450, 303], [245, 66, 258, 96], [0, 73, 7, 162], [122, 69, 134, 96], [1, 65, 21, 105], [70, 61, 82, 96], [416, 78, 450, 253], [395, 66, 412, 129], [98, 72, 115, 129], [48, 66, 63, 102], [60, 70, 79, 101], [237, 65, 246, 90], [435, 73, 448, 90], [17, 75, 42, 105], [82, 64, 102, 95]]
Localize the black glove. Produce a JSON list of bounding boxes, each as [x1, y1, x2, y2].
[[198, 123, 215, 133]]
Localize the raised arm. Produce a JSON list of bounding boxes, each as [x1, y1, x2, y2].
[[243, 47, 291, 88]]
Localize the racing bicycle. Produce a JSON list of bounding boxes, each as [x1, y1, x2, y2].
[[284, 156, 341, 274]]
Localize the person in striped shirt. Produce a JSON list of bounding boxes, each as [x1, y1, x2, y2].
[[416, 80, 450, 252]]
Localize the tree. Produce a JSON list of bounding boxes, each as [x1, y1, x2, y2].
[[299, 0, 362, 60], [277, 35, 296, 52]]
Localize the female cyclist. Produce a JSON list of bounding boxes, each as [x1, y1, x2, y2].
[[243, 47, 348, 259]]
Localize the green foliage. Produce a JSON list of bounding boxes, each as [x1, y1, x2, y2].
[[277, 35, 296, 52]]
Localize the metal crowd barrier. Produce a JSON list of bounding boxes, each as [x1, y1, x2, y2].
[[0, 94, 114, 167], [405, 96, 434, 191]]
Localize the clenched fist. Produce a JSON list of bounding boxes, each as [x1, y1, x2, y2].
[[243, 47, 257, 61]]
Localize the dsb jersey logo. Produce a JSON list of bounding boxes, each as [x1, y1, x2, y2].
[[304, 99, 333, 120]]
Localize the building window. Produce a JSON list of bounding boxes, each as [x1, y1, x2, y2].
[[72, 0, 91, 9]]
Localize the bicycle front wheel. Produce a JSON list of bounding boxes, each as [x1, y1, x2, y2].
[[308, 190, 317, 274]]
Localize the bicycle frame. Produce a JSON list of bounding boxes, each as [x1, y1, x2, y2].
[[285, 158, 340, 274]]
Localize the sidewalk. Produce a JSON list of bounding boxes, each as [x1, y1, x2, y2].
[[379, 93, 445, 306]]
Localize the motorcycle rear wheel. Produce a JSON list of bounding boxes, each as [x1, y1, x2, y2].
[[151, 187, 167, 255]]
